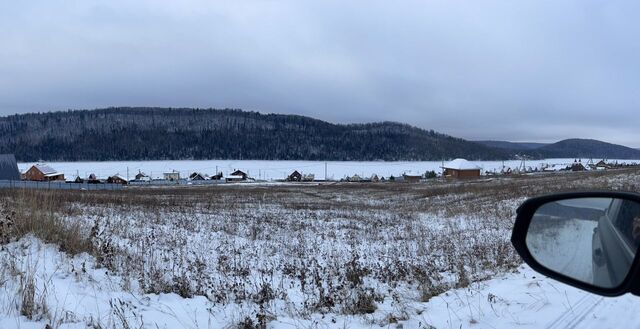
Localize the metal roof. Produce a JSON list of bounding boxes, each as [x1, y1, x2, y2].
[[0, 154, 20, 180], [34, 164, 62, 176], [442, 158, 481, 170]]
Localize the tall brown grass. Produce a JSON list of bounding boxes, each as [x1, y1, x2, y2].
[[0, 189, 92, 255]]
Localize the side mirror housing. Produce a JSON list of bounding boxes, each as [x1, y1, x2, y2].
[[512, 191, 640, 296]]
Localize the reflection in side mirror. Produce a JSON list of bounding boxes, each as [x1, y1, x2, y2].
[[524, 197, 640, 289]]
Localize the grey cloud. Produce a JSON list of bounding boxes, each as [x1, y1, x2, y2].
[[0, 0, 639, 147]]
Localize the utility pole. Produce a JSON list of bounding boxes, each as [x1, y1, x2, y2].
[[325, 162, 327, 181], [127, 167, 129, 181]]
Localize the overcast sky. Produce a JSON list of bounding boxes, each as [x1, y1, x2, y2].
[[1, 1, 639, 147]]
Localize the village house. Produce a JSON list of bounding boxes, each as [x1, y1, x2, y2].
[[302, 174, 315, 182], [163, 171, 180, 181], [210, 172, 224, 180], [226, 170, 248, 182], [594, 160, 611, 170], [571, 160, 586, 172], [135, 171, 151, 181], [189, 172, 208, 181], [24, 164, 65, 181], [107, 174, 128, 185], [75, 173, 100, 184], [287, 170, 302, 182], [87, 173, 101, 184], [0, 154, 20, 180], [401, 173, 422, 183], [442, 159, 481, 178], [347, 174, 361, 182]]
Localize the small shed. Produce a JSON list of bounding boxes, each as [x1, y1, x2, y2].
[[107, 174, 128, 185], [24, 164, 65, 181], [211, 172, 224, 180], [0, 154, 20, 180], [442, 159, 481, 178], [287, 170, 302, 182]]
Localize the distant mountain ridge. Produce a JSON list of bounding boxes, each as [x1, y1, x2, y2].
[[0, 107, 510, 161], [475, 140, 548, 150], [476, 139, 640, 159], [533, 139, 640, 159]]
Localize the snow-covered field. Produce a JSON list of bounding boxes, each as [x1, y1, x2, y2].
[[5, 236, 640, 329], [1, 169, 640, 328], [17, 158, 640, 180]]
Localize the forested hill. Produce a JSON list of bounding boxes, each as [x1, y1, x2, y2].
[[532, 139, 640, 159], [0, 107, 510, 161], [476, 139, 640, 159]]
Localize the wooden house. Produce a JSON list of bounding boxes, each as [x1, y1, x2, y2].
[[226, 170, 249, 182], [571, 160, 586, 172], [402, 174, 422, 183], [24, 164, 65, 181], [87, 173, 101, 184], [230, 170, 248, 179], [107, 174, 128, 185], [595, 160, 611, 170], [211, 172, 224, 180], [442, 159, 481, 178], [287, 170, 302, 182], [189, 172, 207, 181]]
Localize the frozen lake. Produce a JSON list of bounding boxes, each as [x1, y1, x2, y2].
[[18, 158, 640, 181]]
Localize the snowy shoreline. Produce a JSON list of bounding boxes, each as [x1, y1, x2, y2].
[[18, 158, 640, 181]]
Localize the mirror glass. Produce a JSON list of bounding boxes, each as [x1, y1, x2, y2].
[[525, 197, 640, 288]]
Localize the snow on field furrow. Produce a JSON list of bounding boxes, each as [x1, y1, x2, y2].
[[3, 237, 640, 328]]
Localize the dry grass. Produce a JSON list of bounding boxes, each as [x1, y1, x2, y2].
[[0, 168, 639, 321], [0, 189, 92, 255]]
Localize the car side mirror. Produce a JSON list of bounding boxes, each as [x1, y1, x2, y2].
[[511, 192, 640, 296]]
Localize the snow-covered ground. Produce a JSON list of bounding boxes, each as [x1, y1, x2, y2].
[[2, 237, 639, 329], [2, 169, 640, 328], [17, 158, 640, 180]]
